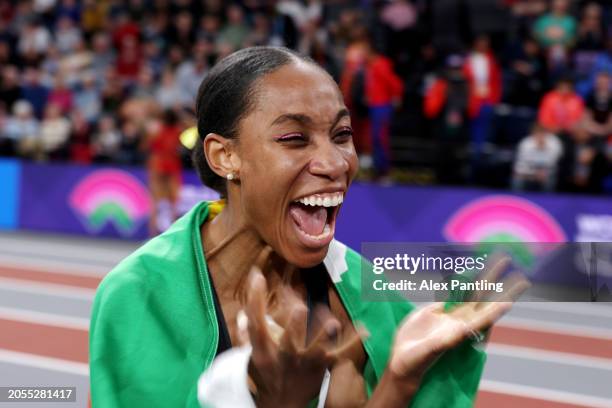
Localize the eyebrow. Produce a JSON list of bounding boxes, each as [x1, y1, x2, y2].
[[270, 108, 350, 129]]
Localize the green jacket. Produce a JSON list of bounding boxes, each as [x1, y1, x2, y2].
[[90, 201, 485, 407]]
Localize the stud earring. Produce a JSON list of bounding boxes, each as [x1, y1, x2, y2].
[[226, 173, 235, 181]]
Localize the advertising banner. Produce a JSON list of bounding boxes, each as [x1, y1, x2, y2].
[[335, 184, 612, 251], [0, 159, 20, 230], [18, 162, 218, 240]]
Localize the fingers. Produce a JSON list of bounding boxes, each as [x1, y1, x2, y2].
[[279, 301, 307, 352], [246, 266, 273, 354], [471, 256, 511, 303], [304, 306, 341, 357], [466, 273, 530, 332], [255, 245, 274, 271], [278, 285, 308, 347], [328, 324, 369, 362]]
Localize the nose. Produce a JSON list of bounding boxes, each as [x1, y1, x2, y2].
[[308, 139, 350, 180]]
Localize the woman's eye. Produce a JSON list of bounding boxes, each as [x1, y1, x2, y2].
[[276, 133, 307, 143], [334, 128, 354, 142]]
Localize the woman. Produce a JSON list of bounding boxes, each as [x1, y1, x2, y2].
[[90, 47, 525, 407], [146, 109, 183, 235]]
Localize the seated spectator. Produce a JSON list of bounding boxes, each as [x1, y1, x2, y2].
[[534, 0, 577, 79], [504, 37, 547, 109], [92, 115, 121, 163], [533, 0, 576, 49], [575, 2, 605, 51], [583, 71, 612, 138], [425, 55, 469, 139], [560, 124, 608, 193], [3, 100, 39, 159], [155, 68, 184, 110], [512, 123, 563, 192], [73, 71, 101, 124], [576, 37, 612, 97], [39, 102, 71, 160], [54, 15, 82, 55], [424, 54, 470, 184], [68, 109, 92, 164], [21, 67, 49, 119], [17, 17, 51, 63], [116, 120, 144, 166], [47, 74, 73, 114], [0, 66, 21, 114], [538, 77, 584, 133], [217, 4, 250, 50]]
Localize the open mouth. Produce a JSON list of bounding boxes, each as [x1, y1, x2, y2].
[[288, 192, 343, 249]]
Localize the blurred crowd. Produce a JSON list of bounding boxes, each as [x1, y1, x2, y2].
[[0, 0, 610, 194]]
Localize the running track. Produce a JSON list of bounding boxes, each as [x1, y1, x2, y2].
[[0, 231, 611, 408]]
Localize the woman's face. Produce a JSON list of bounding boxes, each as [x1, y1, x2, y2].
[[234, 62, 358, 267]]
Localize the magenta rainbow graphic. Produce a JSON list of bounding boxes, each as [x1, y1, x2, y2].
[[69, 169, 152, 236], [444, 195, 567, 243]]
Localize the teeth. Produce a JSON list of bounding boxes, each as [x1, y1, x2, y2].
[[295, 193, 344, 207]]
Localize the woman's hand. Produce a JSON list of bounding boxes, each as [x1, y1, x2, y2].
[[370, 257, 530, 407], [242, 259, 364, 408]]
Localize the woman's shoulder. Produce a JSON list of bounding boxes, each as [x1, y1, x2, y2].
[[92, 203, 208, 313]]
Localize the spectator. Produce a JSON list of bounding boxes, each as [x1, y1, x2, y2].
[[5, 100, 40, 159], [166, 11, 196, 55], [73, 71, 101, 124], [0, 65, 21, 113], [533, 0, 577, 49], [176, 53, 208, 108], [92, 115, 121, 163], [538, 77, 585, 133], [575, 2, 606, 51], [21, 67, 49, 119], [112, 11, 142, 82], [217, 4, 250, 50], [39, 102, 71, 160], [583, 71, 611, 138], [90, 32, 115, 81], [145, 110, 183, 235], [340, 28, 371, 167], [558, 124, 608, 193], [54, 15, 82, 55], [69, 109, 92, 164], [424, 54, 470, 184], [155, 68, 184, 110], [364, 41, 404, 179], [504, 36, 547, 109], [17, 17, 51, 61], [47, 74, 73, 114], [512, 123, 563, 191], [117, 120, 144, 165], [463, 35, 502, 159]]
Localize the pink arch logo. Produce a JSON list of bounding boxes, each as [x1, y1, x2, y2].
[[444, 195, 567, 243], [69, 169, 152, 236]]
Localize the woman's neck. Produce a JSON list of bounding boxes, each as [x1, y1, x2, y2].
[[201, 202, 268, 298]]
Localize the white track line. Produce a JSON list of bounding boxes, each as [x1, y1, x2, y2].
[[480, 379, 612, 408], [0, 278, 96, 300], [486, 343, 612, 371], [0, 306, 89, 331], [0, 349, 88, 376], [0, 256, 111, 277], [513, 302, 612, 319], [498, 316, 612, 340]]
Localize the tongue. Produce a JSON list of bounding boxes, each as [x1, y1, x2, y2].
[[289, 203, 328, 236]]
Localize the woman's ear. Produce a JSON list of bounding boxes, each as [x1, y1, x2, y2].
[[203, 133, 240, 179]]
